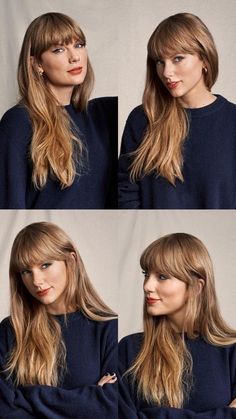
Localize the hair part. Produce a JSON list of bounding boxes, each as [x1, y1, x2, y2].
[[130, 13, 218, 184], [17, 12, 95, 188], [127, 232, 236, 407], [6, 222, 116, 386]]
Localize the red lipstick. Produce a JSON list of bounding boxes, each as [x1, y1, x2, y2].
[[167, 81, 179, 89], [68, 67, 83, 75], [146, 298, 160, 305], [37, 288, 51, 297]]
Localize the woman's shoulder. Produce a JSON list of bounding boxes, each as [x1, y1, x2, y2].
[[215, 94, 236, 115], [88, 314, 118, 336], [187, 336, 236, 357], [1, 103, 31, 124], [127, 104, 146, 118], [87, 96, 118, 115], [0, 103, 32, 136], [119, 332, 143, 352], [0, 316, 12, 330], [123, 105, 147, 138], [119, 333, 143, 369], [0, 316, 15, 354]]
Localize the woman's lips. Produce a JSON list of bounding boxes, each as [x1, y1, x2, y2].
[[68, 67, 83, 75], [36, 288, 51, 297], [167, 81, 180, 89], [146, 298, 161, 305]]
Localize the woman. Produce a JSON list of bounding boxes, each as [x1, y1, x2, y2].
[[118, 13, 236, 209], [119, 233, 236, 418], [0, 222, 117, 418], [0, 12, 117, 209]]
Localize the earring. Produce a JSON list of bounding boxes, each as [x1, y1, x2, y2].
[[203, 67, 208, 74], [39, 70, 44, 76]]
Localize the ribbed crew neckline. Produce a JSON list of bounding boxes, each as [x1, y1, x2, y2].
[[53, 311, 81, 323]]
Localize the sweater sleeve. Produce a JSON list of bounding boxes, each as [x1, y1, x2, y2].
[[118, 106, 147, 209], [119, 369, 236, 419], [0, 371, 35, 418], [0, 318, 35, 418], [119, 335, 236, 419], [0, 106, 32, 209], [138, 406, 236, 419], [13, 319, 118, 419]]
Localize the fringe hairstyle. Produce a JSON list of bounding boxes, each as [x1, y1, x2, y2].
[[127, 233, 236, 407], [6, 222, 116, 386], [130, 13, 218, 184], [17, 12, 95, 188]]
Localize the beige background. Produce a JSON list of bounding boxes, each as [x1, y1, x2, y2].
[[119, 0, 236, 144], [118, 211, 236, 339], [1, 211, 236, 340], [0, 1, 236, 342], [0, 0, 119, 118], [0, 211, 118, 321], [1, 0, 235, 138]]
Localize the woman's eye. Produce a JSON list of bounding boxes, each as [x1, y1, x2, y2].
[[159, 273, 168, 280], [20, 269, 31, 276], [156, 59, 164, 66], [41, 263, 51, 269], [174, 56, 184, 62], [75, 42, 85, 49], [52, 47, 64, 54], [142, 270, 150, 279]]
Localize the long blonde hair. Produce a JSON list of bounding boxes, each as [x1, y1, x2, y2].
[[130, 13, 218, 184], [18, 12, 94, 188], [128, 233, 236, 407], [6, 222, 115, 386]]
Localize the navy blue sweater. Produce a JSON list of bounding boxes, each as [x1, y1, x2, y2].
[[118, 95, 236, 209], [0, 312, 118, 418], [119, 333, 236, 419], [0, 97, 117, 209]]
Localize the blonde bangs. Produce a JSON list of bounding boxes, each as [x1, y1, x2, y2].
[[140, 233, 208, 284], [11, 239, 62, 273], [10, 223, 73, 274], [148, 20, 200, 62], [30, 13, 86, 57]]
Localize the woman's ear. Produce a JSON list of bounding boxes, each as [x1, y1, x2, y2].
[[30, 56, 44, 75], [70, 252, 77, 262], [197, 278, 205, 295]]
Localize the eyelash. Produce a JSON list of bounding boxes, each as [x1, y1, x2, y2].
[[20, 269, 30, 276], [52, 42, 86, 54], [159, 274, 168, 280], [41, 263, 51, 269], [142, 271, 169, 281], [20, 263, 52, 276], [156, 56, 184, 65], [174, 56, 184, 62]]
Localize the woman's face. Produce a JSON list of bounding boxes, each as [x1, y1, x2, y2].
[[20, 260, 68, 314], [35, 38, 87, 103], [143, 271, 188, 330], [156, 52, 208, 107]]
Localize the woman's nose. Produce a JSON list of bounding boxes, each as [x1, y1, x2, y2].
[[143, 273, 157, 293], [32, 270, 45, 286], [162, 61, 175, 79], [68, 49, 80, 63]]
